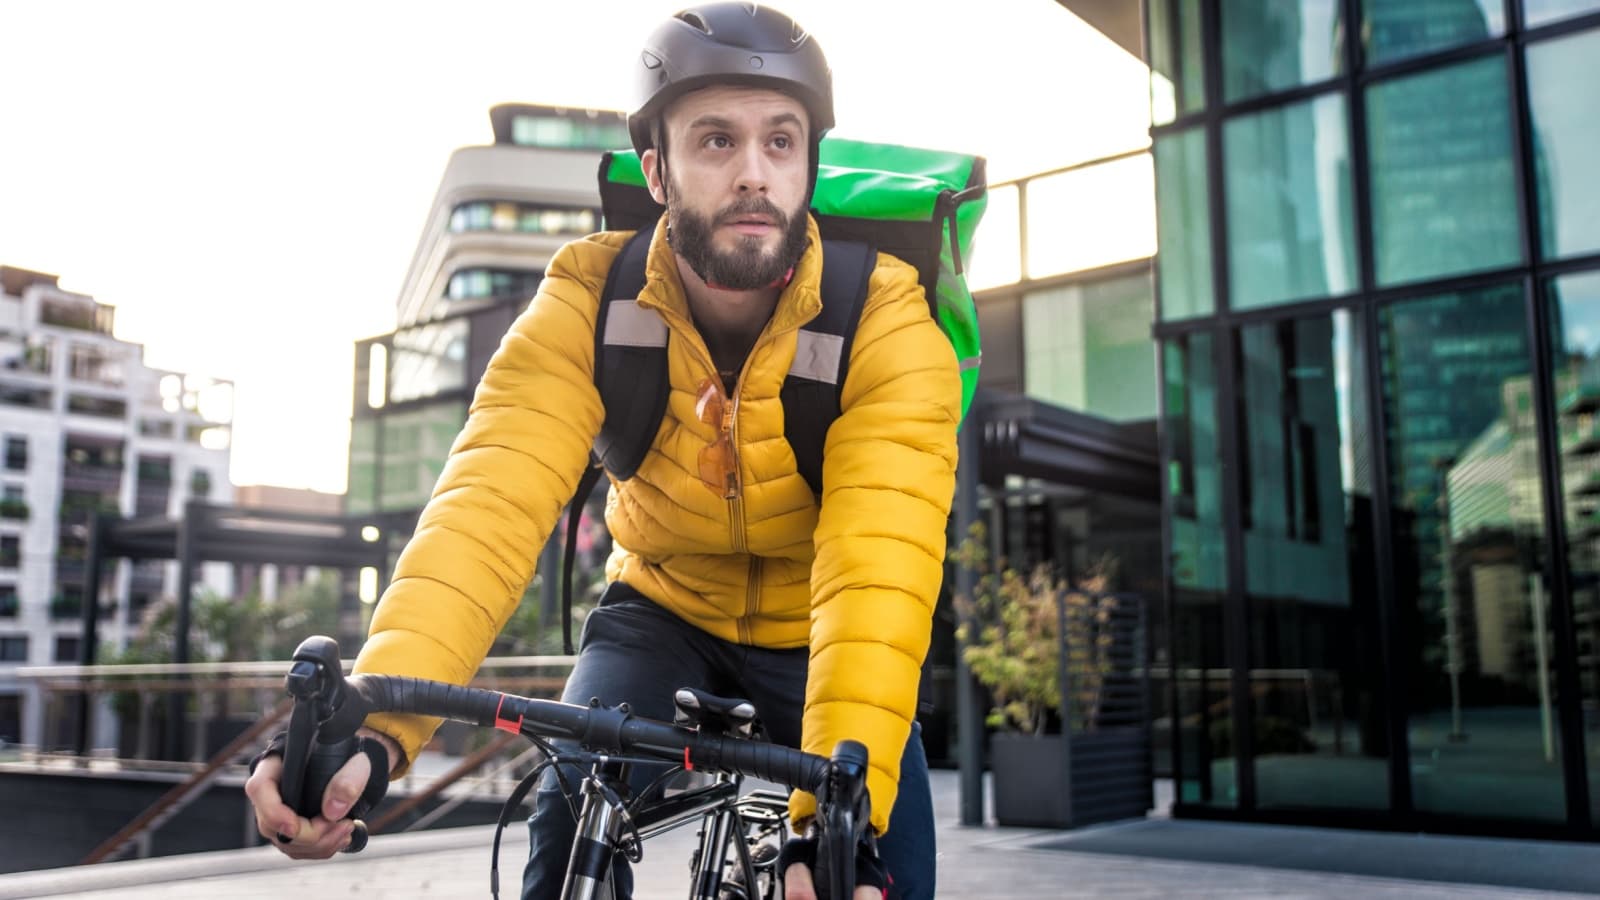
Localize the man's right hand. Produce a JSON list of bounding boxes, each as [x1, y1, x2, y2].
[[244, 728, 400, 860]]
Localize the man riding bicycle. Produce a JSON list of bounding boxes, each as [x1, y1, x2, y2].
[[246, 4, 959, 897]]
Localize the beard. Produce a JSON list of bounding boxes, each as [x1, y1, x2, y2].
[[667, 182, 810, 290]]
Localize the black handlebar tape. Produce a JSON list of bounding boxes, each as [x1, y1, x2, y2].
[[352, 675, 506, 727], [618, 717, 829, 792]]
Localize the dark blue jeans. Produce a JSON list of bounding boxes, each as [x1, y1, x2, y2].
[[524, 583, 936, 899]]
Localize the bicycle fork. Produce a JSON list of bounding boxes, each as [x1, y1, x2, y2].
[[562, 768, 629, 900]]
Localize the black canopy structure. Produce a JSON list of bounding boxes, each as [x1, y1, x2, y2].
[[77, 500, 390, 757], [950, 389, 1160, 824]]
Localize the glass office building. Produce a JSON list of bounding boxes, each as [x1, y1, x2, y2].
[[1147, 0, 1600, 836]]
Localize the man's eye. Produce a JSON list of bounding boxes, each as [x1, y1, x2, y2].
[[771, 135, 792, 151], [705, 135, 732, 149]]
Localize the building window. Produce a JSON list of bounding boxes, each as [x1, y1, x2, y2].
[[1544, 269, 1600, 820], [0, 536, 17, 569], [1224, 94, 1357, 310], [0, 383, 51, 410], [4, 437, 24, 471], [1022, 272, 1157, 421], [1363, 0, 1504, 66], [1235, 310, 1390, 810], [1527, 28, 1600, 261], [1525, 0, 1600, 27], [53, 636, 80, 663], [66, 393, 128, 419], [190, 469, 211, 499], [388, 319, 469, 405], [509, 114, 630, 150], [0, 636, 27, 662], [1367, 55, 1520, 287], [1147, 0, 1204, 124], [1162, 331, 1234, 808], [448, 202, 597, 236], [0, 586, 16, 618], [1154, 128, 1214, 320], [445, 268, 543, 302], [68, 344, 123, 386], [1221, 0, 1343, 103], [139, 418, 175, 438], [1380, 281, 1564, 822], [0, 484, 25, 521]]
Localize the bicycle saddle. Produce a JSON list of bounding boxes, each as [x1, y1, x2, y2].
[[673, 687, 757, 737]]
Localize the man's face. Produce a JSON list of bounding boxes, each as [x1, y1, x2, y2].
[[643, 85, 811, 290]]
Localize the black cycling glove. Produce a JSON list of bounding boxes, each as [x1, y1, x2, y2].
[[250, 729, 391, 822], [777, 833, 890, 899]]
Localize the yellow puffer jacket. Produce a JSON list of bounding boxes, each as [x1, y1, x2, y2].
[[354, 215, 960, 834]]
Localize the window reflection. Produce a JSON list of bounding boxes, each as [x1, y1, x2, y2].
[[1148, 0, 1205, 124], [1524, 0, 1600, 27], [449, 202, 597, 236], [1381, 283, 1566, 822], [445, 268, 543, 302], [1367, 56, 1521, 286], [1544, 270, 1600, 822], [1155, 129, 1214, 320], [1221, 0, 1345, 102], [1238, 311, 1389, 809], [1023, 271, 1157, 421], [388, 319, 469, 405], [1364, 0, 1503, 66], [1163, 332, 1235, 806], [377, 402, 467, 513], [1225, 94, 1357, 309], [1527, 29, 1600, 261]]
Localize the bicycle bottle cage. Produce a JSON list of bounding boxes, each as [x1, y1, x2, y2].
[[672, 687, 757, 737]]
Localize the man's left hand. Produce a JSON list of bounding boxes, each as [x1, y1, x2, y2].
[[783, 862, 883, 900]]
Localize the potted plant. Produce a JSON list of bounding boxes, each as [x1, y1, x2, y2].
[[953, 523, 1148, 828]]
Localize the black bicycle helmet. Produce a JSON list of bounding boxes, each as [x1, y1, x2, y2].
[[629, 2, 834, 156]]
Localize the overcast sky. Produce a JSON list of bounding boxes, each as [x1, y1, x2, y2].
[[0, 0, 1149, 493]]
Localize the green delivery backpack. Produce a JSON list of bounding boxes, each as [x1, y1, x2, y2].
[[559, 138, 988, 652]]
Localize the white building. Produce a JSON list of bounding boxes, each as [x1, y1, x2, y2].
[[0, 265, 233, 749]]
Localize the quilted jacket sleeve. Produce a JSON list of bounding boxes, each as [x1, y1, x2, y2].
[[352, 234, 616, 775], [790, 254, 961, 834]]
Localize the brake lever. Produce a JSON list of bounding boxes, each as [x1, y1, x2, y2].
[[814, 740, 870, 900]]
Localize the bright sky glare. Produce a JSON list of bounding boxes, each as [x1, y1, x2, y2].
[[0, 1, 1150, 493]]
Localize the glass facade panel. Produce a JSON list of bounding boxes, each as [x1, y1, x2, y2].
[[1155, 128, 1214, 320], [1225, 94, 1357, 310], [1163, 332, 1235, 806], [1238, 311, 1390, 809], [446, 268, 542, 302], [1380, 283, 1565, 822], [1527, 29, 1600, 261], [1222, 0, 1344, 102], [1545, 270, 1600, 822], [377, 401, 467, 513], [1148, 0, 1205, 124], [1524, 0, 1600, 27], [1364, 0, 1504, 65], [389, 318, 469, 405], [347, 419, 378, 516], [1367, 56, 1521, 287], [1022, 271, 1157, 422]]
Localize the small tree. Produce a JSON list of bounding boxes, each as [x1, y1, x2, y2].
[[953, 523, 1121, 736]]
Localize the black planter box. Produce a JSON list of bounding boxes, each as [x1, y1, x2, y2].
[[991, 730, 1152, 829]]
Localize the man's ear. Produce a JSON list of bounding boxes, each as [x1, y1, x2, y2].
[[641, 148, 667, 205]]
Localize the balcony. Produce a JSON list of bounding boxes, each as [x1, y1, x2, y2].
[[0, 499, 28, 521], [39, 298, 114, 336], [49, 594, 111, 621], [61, 465, 122, 494]]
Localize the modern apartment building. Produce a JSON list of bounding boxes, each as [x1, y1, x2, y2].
[[0, 265, 232, 748]]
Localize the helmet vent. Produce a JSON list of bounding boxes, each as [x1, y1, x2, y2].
[[678, 11, 712, 34]]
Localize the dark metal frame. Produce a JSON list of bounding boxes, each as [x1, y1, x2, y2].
[[77, 500, 389, 758], [1146, 0, 1600, 838]]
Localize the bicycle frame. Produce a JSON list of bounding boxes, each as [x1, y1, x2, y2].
[[560, 757, 789, 900]]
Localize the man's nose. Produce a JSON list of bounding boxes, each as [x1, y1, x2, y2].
[[733, 144, 770, 193]]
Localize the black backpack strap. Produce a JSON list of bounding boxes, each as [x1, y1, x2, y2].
[[592, 226, 670, 479], [781, 240, 875, 497], [560, 461, 605, 655], [563, 226, 669, 654]]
